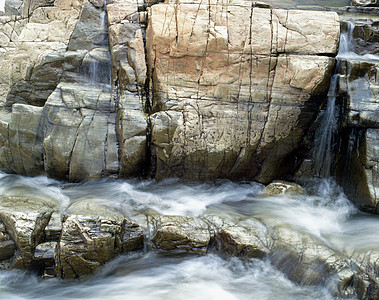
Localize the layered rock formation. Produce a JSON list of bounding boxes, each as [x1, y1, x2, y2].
[[0, 0, 340, 184]]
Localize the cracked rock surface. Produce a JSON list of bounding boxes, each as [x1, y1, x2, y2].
[[0, 0, 340, 184], [147, 0, 339, 182]]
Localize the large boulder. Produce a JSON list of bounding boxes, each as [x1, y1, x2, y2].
[[147, 0, 339, 182], [56, 199, 144, 279]]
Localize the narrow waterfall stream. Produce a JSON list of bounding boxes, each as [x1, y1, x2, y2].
[[0, 173, 379, 299], [80, 0, 112, 85], [313, 74, 339, 177], [312, 22, 355, 178]]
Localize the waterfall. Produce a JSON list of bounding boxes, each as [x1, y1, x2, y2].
[[85, 0, 112, 85], [312, 22, 355, 177], [313, 74, 338, 177]]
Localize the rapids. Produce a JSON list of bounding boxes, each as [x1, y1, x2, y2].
[[0, 173, 378, 299]]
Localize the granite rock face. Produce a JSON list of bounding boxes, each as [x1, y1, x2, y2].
[[147, 0, 339, 182], [0, 0, 340, 184]]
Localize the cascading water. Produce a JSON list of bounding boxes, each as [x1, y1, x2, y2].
[[312, 21, 355, 177], [313, 74, 339, 177], [82, 0, 112, 85]]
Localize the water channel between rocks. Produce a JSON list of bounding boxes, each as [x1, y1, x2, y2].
[[0, 173, 378, 299]]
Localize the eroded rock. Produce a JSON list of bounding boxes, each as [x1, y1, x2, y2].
[[150, 215, 212, 255], [0, 196, 55, 269], [56, 200, 143, 279]]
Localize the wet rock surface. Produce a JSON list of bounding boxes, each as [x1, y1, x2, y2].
[[332, 17, 379, 213]]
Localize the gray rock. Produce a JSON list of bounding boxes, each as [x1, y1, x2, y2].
[[150, 215, 212, 255], [44, 213, 62, 242]]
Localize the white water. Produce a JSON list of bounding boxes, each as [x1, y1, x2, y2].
[[313, 74, 338, 177], [337, 21, 379, 62], [0, 173, 378, 299], [313, 20, 379, 177], [0, 254, 332, 300]]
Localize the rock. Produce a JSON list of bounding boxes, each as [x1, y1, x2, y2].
[[269, 225, 373, 298], [345, 19, 379, 56], [336, 128, 379, 213], [56, 200, 143, 279], [215, 221, 270, 259], [0, 196, 55, 269], [44, 212, 62, 241], [107, 2, 148, 177], [0, 240, 16, 261], [150, 215, 211, 255], [3, 1, 82, 108], [147, 1, 339, 182], [122, 219, 144, 253], [22, 0, 55, 17], [0, 220, 16, 261], [34, 241, 56, 267], [352, 0, 379, 7], [215, 216, 374, 298], [6, 104, 44, 176], [41, 82, 118, 181], [339, 59, 379, 128], [264, 180, 304, 196]]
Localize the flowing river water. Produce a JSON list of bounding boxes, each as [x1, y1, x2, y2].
[[0, 173, 378, 299]]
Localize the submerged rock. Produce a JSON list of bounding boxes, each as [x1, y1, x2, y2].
[[264, 181, 304, 196]]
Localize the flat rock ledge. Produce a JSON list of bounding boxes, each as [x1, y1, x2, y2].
[[0, 195, 377, 299]]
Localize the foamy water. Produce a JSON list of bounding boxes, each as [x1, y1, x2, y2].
[[0, 173, 378, 299]]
